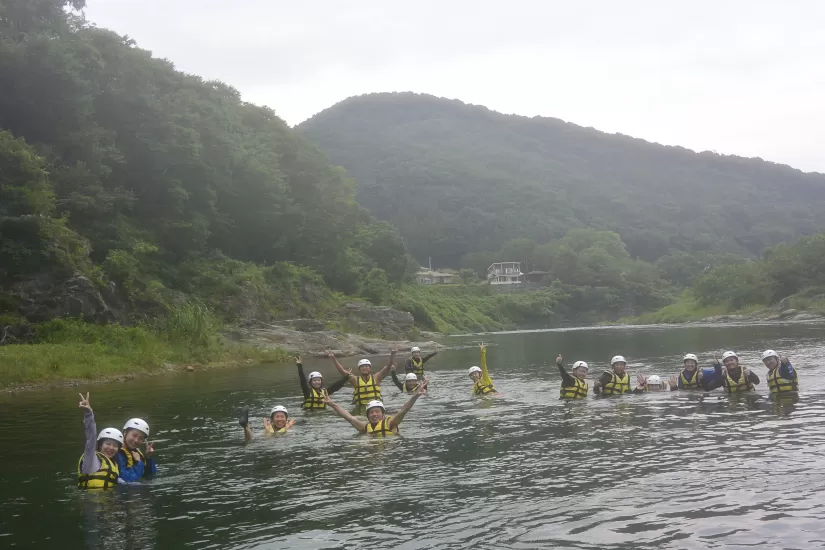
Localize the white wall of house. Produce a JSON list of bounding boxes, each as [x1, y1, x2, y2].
[[487, 262, 523, 285]]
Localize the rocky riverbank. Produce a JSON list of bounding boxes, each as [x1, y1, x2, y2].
[[694, 307, 825, 324]]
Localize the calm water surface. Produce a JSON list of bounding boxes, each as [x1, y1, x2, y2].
[[1, 322, 825, 549]]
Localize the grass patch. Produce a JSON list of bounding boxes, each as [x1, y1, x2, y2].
[[621, 291, 764, 324], [0, 305, 289, 387]]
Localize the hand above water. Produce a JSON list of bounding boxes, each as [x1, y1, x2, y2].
[[669, 374, 679, 388], [78, 392, 92, 412], [295, 355, 302, 365], [132, 450, 143, 463], [145, 441, 155, 458], [555, 354, 563, 365], [636, 374, 647, 387]]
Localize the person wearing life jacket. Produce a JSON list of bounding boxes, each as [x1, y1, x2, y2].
[[239, 405, 296, 441], [593, 355, 632, 396], [761, 349, 798, 394], [324, 381, 428, 436], [555, 354, 588, 399], [716, 351, 760, 394], [295, 355, 350, 410], [633, 374, 669, 393], [115, 417, 158, 482], [404, 346, 438, 378], [328, 349, 396, 407], [469, 343, 498, 396], [77, 392, 123, 490], [667, 354, 718, 390], [390, 365, 426, 394]]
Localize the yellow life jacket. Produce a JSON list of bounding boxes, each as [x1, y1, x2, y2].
[[408, 357, 424, 377], [560, 377, 588, 399], [77, 452, 119, 490], [303, 386, 328, 409], [767, 368, 798, 394], [601, 372, 630, 395], [723, 369, 754, 394], [365, 416, 398, 436], [473, 380, 496, 396], [353, 374, 381, 405], [402, 382, 419, 394], [118, 447, 145, 469], [679, 369, 701, 389]]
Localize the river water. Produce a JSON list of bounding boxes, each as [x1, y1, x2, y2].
[[1, 322, 825, 549]]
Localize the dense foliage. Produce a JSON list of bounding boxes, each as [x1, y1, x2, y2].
[[298, 92, 825, 268], [0, 0, 408, 320], [690, 233, 825, 310]]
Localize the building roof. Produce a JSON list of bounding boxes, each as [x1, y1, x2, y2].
[[417, 270, 453, 278], [487, 261, 522, 269]]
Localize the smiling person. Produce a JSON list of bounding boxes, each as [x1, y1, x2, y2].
[[555, 354, 589, 399], [469, 343, 498, 396], [593, 355, 632, 396], [116, 418, 158, 482], [633, 374, 669, 393], [404, 346, 438, 378], [761, 349, 799, 395], [668, 354, 724, 391], [391, 364, 427, 394], [296, 356, 350, 410], [324, 381, 428, 436], [77, 392, 123, 490], [716, 351, 760, 394], [328, 349, 396, 407], [239, 405, 296, 441]]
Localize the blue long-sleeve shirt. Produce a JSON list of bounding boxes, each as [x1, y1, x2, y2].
[[115, 449, 157, 482], [777, 361, 796, 380]]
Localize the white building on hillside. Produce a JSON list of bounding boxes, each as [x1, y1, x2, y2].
[[487, 262, 523, 285]]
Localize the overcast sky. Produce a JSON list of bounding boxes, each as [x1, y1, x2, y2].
[[84, 0, 825, 172]]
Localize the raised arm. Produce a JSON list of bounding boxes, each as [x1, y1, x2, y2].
[[388, 381, 428, 430], [79, 392, 101, 475], [390, 367, 404, 390], [593, 371, 613, 395], [295, 356, 310, 398], [328, 350, 357, 386], [374, 348, 397, 384], [327, 372, 351, 395], [745, 367, 760, 385], [422, 351, 438, 364], [556, 354, 575, 386], [479, 344, 493, 385], [324, 396, 366, 432]]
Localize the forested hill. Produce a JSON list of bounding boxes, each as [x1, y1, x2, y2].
[[298, 92, 825, 267], [0, 0, 408, 323]]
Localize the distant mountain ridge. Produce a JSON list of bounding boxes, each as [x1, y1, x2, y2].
[[298, 92, 825, 266]]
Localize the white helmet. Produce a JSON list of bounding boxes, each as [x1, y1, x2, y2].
[[647, 375, 662, 386], [722, 351, 738, 360], [468, 366, 482, 376], [683, 353, 698, 363], [572, 361, 589, 370], [308, 371, 323, 381], [97, 428, 124, 446], [123, 418, 150, 437], [611, 355, 626, 366], [357, 359, 372, 367], [270, 405, 289, 418], [366, 400, 384, 412], [404, 373, 418, 381], [761, 349, 779, 361], [411, 346, 421, 353]]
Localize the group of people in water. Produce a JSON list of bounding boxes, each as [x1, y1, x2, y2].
[[77, 344, 798, 490]]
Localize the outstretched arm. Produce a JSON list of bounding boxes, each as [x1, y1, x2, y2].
[[374, 348, 397, 384], [324, 396, 367, 432], [479, 344, 494, 386], [327, 373, 351, 395], [422, 351, 438, 364], [328, 350, 357, 386], [295, 357, 310, 398], [388, 381, 428, 430]]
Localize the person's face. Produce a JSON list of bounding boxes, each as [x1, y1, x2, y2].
[[124, 428, 145, 450], [647, 383, 664, 392], [359, 365, 372, 376], [684, 360, 698, 371], [723, 357, 739, 369], [412, 351, 421, 359], [573, 367, 588, 380], [310, 377, 323, 389], [763, 356, 779, 370], [612, 362, 626, 375], [470, 371, 481, 382], [98, 439, 120, 459], [367, 407, 384, 423], [271, 412, 288, 429]]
